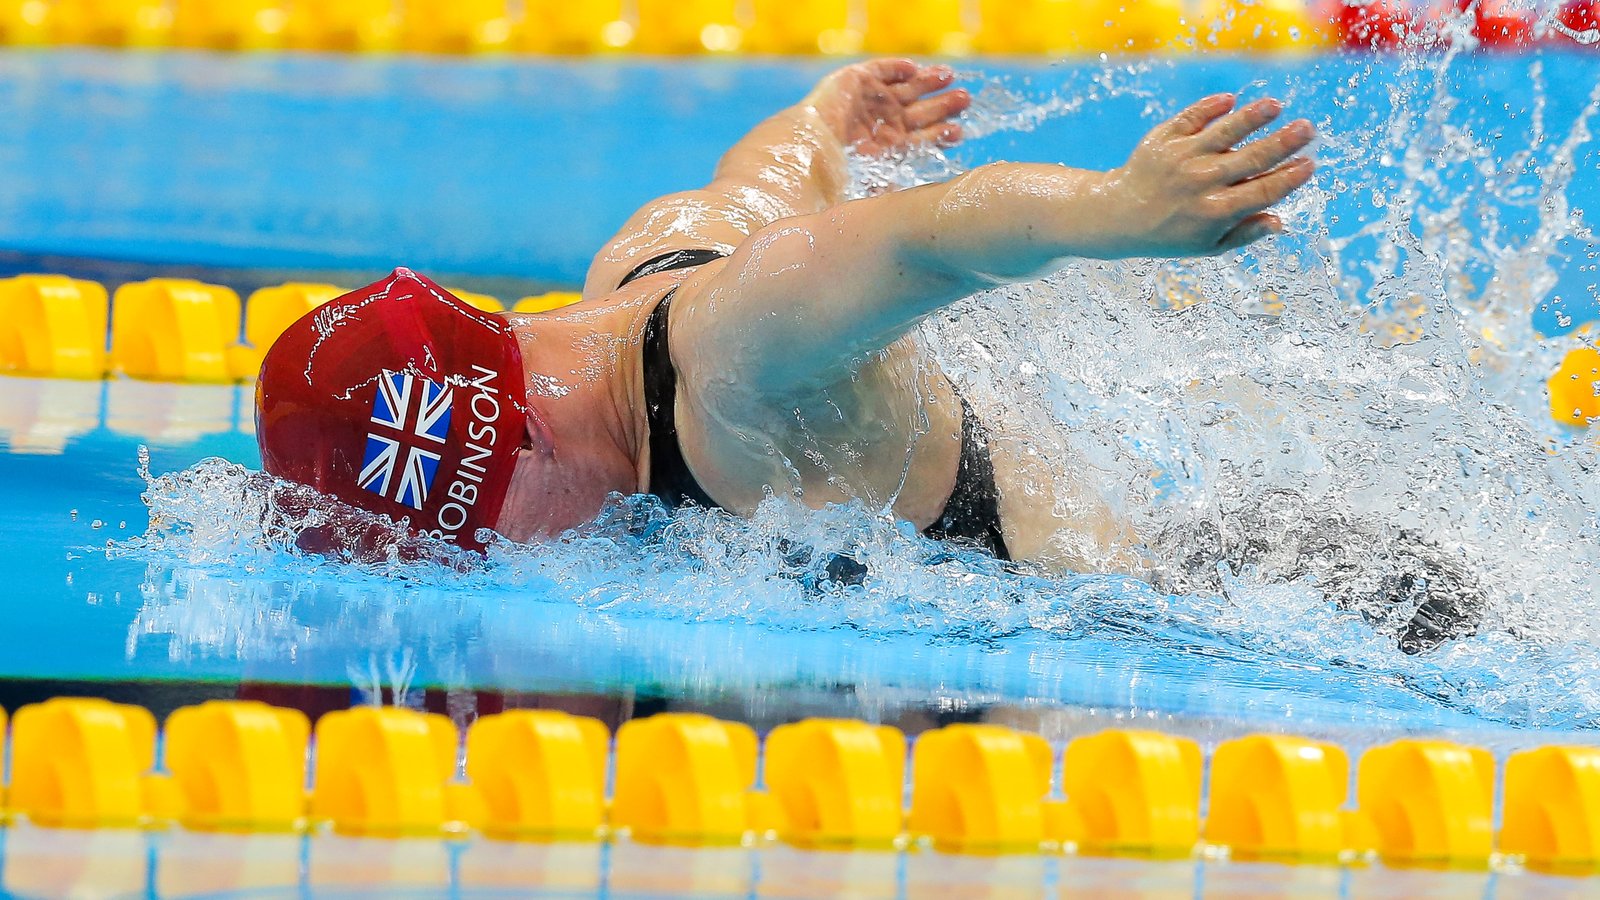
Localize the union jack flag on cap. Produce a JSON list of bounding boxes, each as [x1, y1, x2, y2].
[[255, 268, 528, 552]]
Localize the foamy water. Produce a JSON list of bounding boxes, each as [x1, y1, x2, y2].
[[120, 42, 1600, 730], [910, 47, 1600, 721]]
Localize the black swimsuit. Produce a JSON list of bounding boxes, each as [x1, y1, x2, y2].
[[622, 249, 1012, 561]]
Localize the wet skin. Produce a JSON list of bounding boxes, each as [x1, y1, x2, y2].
[[493, 60, 1316, 576]]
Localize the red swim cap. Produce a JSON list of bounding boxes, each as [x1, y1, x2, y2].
[[256, 268, 527, 552]]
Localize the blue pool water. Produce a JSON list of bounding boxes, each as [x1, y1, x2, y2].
[[3, 46, 1600, 773], [1, 381, 1504, 731], [0, 50, 1593, 331]]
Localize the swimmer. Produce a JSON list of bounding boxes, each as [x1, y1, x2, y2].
[[260, 59, 1313, 555], [259, 60, 1477, 650]]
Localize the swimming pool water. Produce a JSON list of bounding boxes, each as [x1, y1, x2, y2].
[[4, 48, 1600, 732], [2, 51, 1600, 893], [2, 374, 1514, 733], [0, 50, 1593, 330], [0, 373, 1564, 747]]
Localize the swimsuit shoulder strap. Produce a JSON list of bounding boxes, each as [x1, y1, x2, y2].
[[619, 247, 730, 289]]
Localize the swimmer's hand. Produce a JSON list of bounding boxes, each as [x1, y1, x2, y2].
[[806, 58, 971, 155], [668, 95, 1316, 393], [1102, 94, 1316, 256]]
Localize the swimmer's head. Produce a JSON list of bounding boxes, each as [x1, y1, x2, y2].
[[255, 268, 532, 552]]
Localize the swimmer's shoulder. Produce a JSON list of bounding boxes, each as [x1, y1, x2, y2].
[[504, 261, 734, 343], [500, 279, 662, 338]]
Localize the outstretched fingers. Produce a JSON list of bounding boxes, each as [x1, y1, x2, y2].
[[1126, 90, 1316, 255], [1216, 212, 1284, 252], [1193, 97, 1284, 153], [889, 63, 957, 104], [911, 122, 964, 147], [905, 87, 971, 130], [1213, 157, 1315, 231], [861, 57, 920, 85], [1162, 93, 1238, 138], [1192, 98, 1318, 250], [1211, 119, 1315, 184]]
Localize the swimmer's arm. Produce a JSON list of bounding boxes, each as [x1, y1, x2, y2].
[[578, 120, 840, 298], [675, 95, 1316, 393], [912, 94, 1317, 272], [708, 59, 970, 207], [582, 60, 969, 297]]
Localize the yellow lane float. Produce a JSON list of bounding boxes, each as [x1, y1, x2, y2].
[[164, 700, 311, 833], [1501, 745, 1600, 873], [611, 712, 765, 845], [9, 698, 167, 828], [863, 0, 968, 55], [748, 0, 860, 54], [634, 0, 744, 54], [399, 0, 513, 54], [1206, 734, 1355, 861], [310, 707, 482, 837], [1550, 346, 1600, 427], [1061, 728, 1202, 856], [908, 723, 1059, 852], [0, 274, 109, 379], [110, 278, 242, 383], [764, 718, 905, 848], [464, 710, 610, 840], [171, 0, 287, 50], [284, 0, 398, 52], [521, 0, 632, 54], [1356, 739, 1495, 868], [52, 0, 172, 46]]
